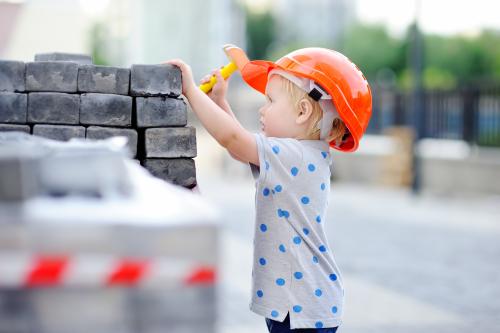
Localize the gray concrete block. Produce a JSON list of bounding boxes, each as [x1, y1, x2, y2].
[[33, 124, 85, 141], [0, 124, 30, 133], [25, 61, 78, 92], [130, 64, 181, 97], [27, 92, 79, 124], [136, 96, 187, 128], [80, 93, 132, 127], [143, 158, 196, 188], [0, 92, 27, 123], [34, 52, 93, 65], [0, 60, 25, 92], [78, 65, 130, 95], [144, 127, 196, 158], [86, 126, 137, 157]]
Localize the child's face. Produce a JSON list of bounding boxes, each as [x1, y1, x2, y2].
[[259, 75, 300, 138]]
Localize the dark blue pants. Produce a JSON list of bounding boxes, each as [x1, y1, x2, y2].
[[265, 312, 339, 333]]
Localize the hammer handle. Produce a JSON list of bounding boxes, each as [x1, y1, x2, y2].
[[199, 62, 238, 93]]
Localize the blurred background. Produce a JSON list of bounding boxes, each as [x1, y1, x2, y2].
[[1, 0, 500, 332]]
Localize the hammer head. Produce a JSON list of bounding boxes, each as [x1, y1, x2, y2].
[[223, 44, 250, 71]]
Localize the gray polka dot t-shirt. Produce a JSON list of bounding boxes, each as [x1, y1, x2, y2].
[[248, 132, 345, 329]]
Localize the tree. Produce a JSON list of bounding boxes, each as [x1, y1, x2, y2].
[[244, 7, 275, 60]]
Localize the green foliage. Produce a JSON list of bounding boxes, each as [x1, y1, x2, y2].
[[341, 23, 500, 89], [339, 24, 406, 83], [244, 7, 275, 60], [89, 22, 109, 66]]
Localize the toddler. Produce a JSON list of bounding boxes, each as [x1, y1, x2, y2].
[[164, 47, 372, 332]]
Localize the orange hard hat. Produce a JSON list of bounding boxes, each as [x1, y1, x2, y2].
[[240, 47, 372, 152]]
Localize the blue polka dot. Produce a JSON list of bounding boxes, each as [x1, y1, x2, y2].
[[277, 209, 290, 218], [329, 273, 337, 281], [312, 256, 319, 263], [271, 310, 279, 317], [293, 236, 301, 244], [315, 321, 324, 328], [260, 224, 267, 232], [279, 244, 286, 252], [316, 215, 321, 223], [259, 257, 266, 265], [320, 183, 326, 190], [274, 184, 282, 192], [303, 228, 309, 235], [291, 167, 299, 176], [331, 306, 338, 313], [301, 196, 310, 204], [276, 278, 285, 286], [294, 271, 303, 279], [308, 163, 316, 172], [319, 245, 327, 252], [265, 161, 270, 170], [272, 145, 280, 154], [321, 151, 328, 158], [263, 188, 270, 196], [293, 305, 302, 313], [315, 289, 322, 296], [257, 290, 263, 297]]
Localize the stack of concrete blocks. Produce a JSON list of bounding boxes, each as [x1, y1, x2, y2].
[[0, 52, 197, 189]]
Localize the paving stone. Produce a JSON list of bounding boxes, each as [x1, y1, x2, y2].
[[144, 127, 196, 158], [25, 61, 78, 92], [78, 65, 130, 95], [136, 96, 187, 128], [0, 60, 25, 92], [130, 64, 181, 97], [0, 92, 27, 123], [32, 124, 85, 141], [86, 126, 138, 157], [27, 92, 79, 124], [143, 158, 196, 188], [34, 52, 92, 65], [0, 124, 30, 133], [80, 93, 132, 127]]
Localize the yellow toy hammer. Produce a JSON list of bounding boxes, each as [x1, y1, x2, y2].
[[199, 44, 250, 93]]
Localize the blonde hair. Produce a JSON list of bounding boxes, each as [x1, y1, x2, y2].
[[278, 76, 347, 144]]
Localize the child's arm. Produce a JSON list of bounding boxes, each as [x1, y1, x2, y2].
[[200, 69, 244, 162], [164, 59, 259, 166]]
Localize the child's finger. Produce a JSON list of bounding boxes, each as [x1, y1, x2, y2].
[[214, 70, 223, 82], [200, 74, 210, 83]]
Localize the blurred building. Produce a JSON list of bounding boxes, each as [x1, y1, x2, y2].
[[270, 0, 355, 51], [101, 0, 246, 80], [0, 0, 246, 81], [0, 0, 91, 61]]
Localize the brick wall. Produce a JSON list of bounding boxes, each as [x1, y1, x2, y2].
[[0, 52, 196, 190]]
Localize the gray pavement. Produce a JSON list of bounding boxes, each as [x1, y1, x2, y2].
[[196, 173, 500, 333]]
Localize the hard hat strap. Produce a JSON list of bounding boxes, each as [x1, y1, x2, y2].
[[308, 88, 322, 101]]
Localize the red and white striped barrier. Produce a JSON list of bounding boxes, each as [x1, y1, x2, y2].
[[0, 253, 216, 288]]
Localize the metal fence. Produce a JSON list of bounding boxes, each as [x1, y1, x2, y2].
[[369, 85, 500, 147]]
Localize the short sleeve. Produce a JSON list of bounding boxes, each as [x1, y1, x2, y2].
[[248, 132, 301, 184]]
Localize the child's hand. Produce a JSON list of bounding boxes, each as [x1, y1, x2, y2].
[[161, 59, 196, 97], [200, 68, 229, 103]]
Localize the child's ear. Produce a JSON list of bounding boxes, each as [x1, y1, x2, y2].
[[296, 98, 313, 125]]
